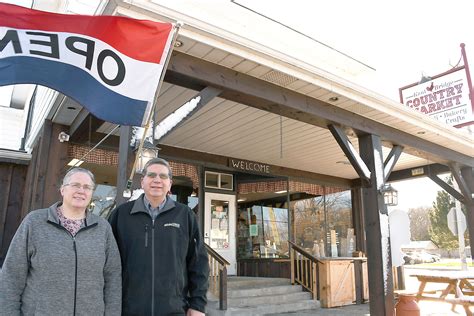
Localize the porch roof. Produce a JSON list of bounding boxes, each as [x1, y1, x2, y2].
[[46, 0, 473, 183]]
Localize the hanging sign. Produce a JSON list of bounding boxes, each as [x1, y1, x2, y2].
[[399, 67, 473, 128]]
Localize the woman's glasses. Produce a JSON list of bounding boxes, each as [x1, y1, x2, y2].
[[64, 182, 95, 192]]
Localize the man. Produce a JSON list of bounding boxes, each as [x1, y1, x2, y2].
[[109, 158, 209, 316]]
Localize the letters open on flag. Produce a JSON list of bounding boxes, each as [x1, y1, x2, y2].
[[0, 3, 175, 126]]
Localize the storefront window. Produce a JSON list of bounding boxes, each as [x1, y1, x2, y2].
[[326, 190, 353, 257], [292, 188, 353, 258], [292, 196, 325, 256], [237, 205, 288, 259]]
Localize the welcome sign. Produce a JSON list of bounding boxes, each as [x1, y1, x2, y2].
[[399, 67, 473, 128]]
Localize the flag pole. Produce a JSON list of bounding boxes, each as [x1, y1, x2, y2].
[[124, 22, 182, 197]]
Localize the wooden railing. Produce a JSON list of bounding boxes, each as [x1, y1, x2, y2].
[[289, 241, 321, 300], [205, 243, 229, 310]]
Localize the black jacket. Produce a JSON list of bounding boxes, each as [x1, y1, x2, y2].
[[109, 195, 209, 316]]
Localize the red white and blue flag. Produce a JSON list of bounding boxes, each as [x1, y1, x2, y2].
[[0, 3, 175, 126]]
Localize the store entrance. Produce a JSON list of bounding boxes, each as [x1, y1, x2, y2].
[[204, 192, 237, 274]]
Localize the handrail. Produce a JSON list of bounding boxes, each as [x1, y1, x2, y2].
[[288, 241, 322, 264], [288, 241, 321, 300], [204, 243, 228, 310], [205, 243, 230, 266]]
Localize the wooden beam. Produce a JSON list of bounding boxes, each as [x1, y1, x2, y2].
[[158, 144, 352, 188], [449, 163, 474, 206], [358, 134, 394, 316], [328, 124, 371, 183], [167, 51, 474, 167], [69, 113, 105, 144], [383, 145, 403, 182], [69, 108, 89, 137], [387, 163, 449, 182], [427, 173, 465, 203], [31, 120, 53, 209]]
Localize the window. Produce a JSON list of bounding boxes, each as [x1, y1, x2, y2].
[[237, 205, 289, 259], [292, 189, 353, 258], [205, 171, 233, 190]]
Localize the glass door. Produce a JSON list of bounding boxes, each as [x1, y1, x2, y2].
[[204, 192, 236, 274]]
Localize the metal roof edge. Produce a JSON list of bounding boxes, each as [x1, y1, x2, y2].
[[0, 149, 31, 164]]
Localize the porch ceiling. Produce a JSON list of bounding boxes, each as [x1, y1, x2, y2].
[[96, 82, 439, 180]]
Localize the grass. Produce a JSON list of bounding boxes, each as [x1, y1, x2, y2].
[[417, 261, 474, 268]]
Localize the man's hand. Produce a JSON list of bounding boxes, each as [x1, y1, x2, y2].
[[187, 308, 205, 316]]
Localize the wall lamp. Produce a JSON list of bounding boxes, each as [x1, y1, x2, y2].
[[380, 184, 398, 206], [134, 140, 159, 174], [130, 126, 159, 174]]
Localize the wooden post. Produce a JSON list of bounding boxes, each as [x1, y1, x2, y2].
[[219, 266, 227, 310], [461, 167, 474, 250], [312, 261, 317, 300], [296, 251, 300, 283], [116, 126, 134, 206], [290, 247, 295, 284], [359, 134, 395, 316]]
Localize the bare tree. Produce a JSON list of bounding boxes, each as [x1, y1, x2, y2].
[[408, 206, 432, 241]]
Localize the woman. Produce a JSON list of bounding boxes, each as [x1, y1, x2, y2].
[[0, 168, 121, 315]]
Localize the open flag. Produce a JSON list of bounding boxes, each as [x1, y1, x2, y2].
[[0, 3, 175, 127]]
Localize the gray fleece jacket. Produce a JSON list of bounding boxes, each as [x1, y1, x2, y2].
[[0, 203, 122, 316]]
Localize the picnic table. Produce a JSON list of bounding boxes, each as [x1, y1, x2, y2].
[[411, 271, 474, 316]]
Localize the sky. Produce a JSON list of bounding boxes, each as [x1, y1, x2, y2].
[[1, 0, 472, 210], [237, 0, 472, 210]]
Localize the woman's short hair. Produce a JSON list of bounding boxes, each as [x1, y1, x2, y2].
[[142, 158, 173, 179], [62, 167, 96, 187]]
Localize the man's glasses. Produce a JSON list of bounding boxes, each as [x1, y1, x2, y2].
[[145, 172, 170, 180], [64, 182, 95, 192]]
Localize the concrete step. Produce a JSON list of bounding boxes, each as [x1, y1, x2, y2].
[[210, 300, 320, 316], [207, 277, 321, 316], [229, 291, 312, 307], [229, 284, 301, 298], [227, 277, 290, 289]]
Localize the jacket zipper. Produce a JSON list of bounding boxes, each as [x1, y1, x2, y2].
[[48, 221, 96, 316], [145, 225, 149, 248], [73, 237, 78, 316], [151, 218, 155, 316]]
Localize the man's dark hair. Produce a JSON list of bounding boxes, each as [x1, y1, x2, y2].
[[142, 157, 173, 179]]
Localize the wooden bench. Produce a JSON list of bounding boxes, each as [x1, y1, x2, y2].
[[411, 272, 474, 316], [444, 296, 474, 316]]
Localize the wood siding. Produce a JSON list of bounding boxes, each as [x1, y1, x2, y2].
[[237, 259, 290, 278], [0, 163, 27, 266]]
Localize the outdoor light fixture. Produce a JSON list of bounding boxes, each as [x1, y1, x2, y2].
[[380, 183, 398, 206], [67, 158, 84, 167], [135, 140, 159, 174], [130, 125, 159, 174]]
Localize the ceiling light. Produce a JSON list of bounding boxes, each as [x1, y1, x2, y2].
[[336, 160, 351, 165], [329, 96, 339, 102], [67, 158, 84, 167], [275, 190, 287, 194]]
